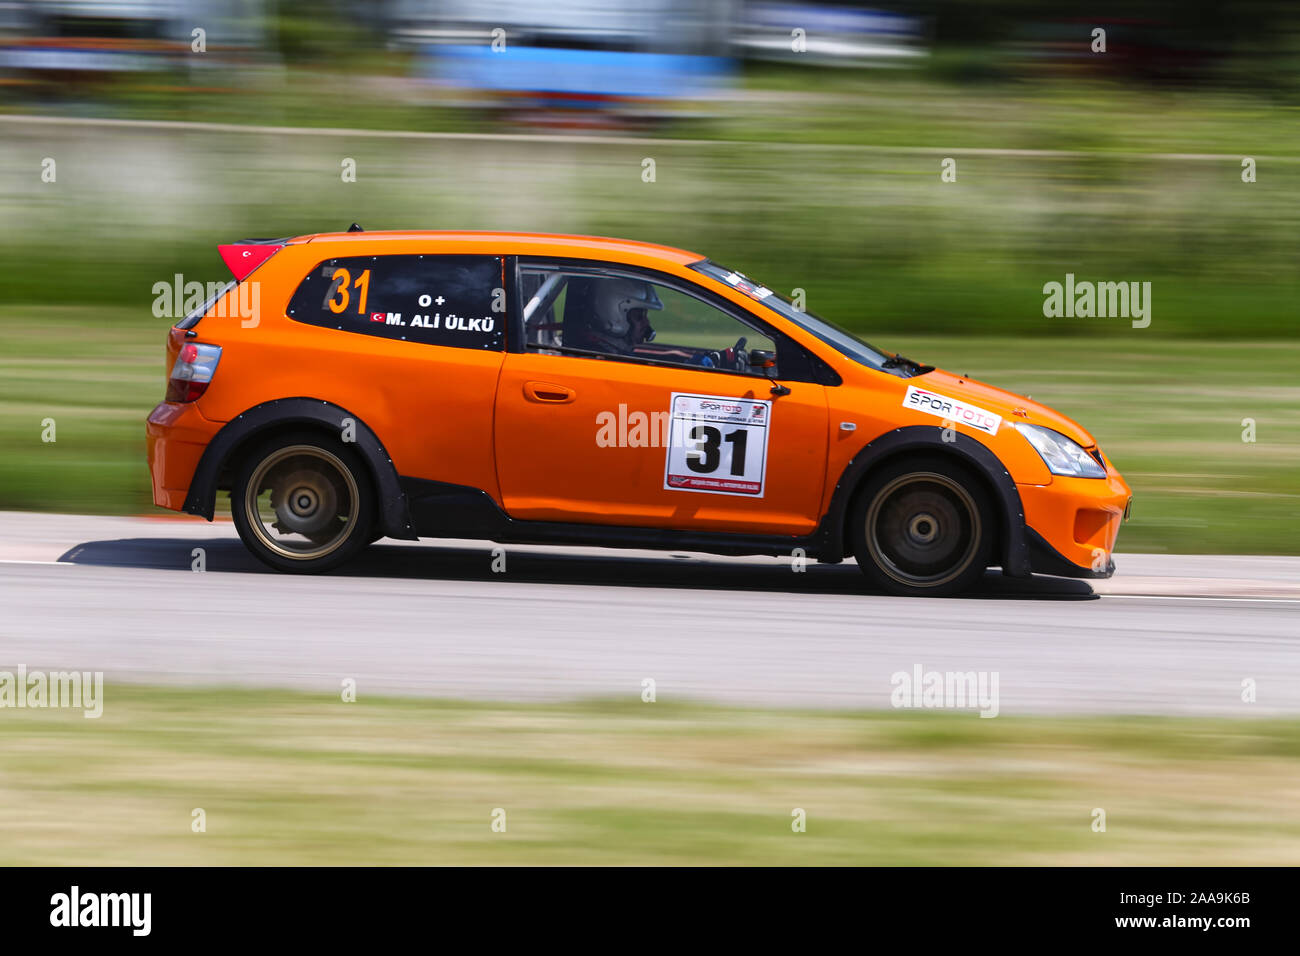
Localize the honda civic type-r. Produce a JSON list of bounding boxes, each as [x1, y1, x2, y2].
[[146, 228, 1131, 596]]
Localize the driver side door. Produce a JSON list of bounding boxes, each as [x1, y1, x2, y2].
[[491, 261, 830, 535]]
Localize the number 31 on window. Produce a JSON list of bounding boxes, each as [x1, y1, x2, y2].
[[327, 267, 371, 315]]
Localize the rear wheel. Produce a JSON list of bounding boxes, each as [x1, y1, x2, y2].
[[231, 432, 375, 573], [850, 456, 991, 597]]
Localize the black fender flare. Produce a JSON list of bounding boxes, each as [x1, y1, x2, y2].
[[181, 398, 416, 540], [814, 425, 1030, 577]]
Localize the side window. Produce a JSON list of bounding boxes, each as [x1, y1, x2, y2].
[[287, 254, 505, 351], [521, 267, 777, 376]]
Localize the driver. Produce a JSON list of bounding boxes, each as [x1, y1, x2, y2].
[[566, 278, 662, 354]]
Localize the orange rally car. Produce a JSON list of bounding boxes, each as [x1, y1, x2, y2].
[[146, 227, 1131, 596]]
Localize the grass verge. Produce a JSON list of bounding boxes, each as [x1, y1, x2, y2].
[[0, 685, 1297, 865]]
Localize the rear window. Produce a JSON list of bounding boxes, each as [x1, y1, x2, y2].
[[176, 280, 236, 331], [287, 254, 505, 351]]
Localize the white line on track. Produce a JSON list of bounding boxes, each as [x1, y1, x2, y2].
[[1103, 593, 1300, 605]]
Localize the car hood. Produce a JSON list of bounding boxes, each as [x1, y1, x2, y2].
[[917, 369, 1097, 448]]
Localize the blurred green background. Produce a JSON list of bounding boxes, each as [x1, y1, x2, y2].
[[1, 1, 1297, 552]]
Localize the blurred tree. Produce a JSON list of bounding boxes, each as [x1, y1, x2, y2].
[[270, 0, 380, 65]]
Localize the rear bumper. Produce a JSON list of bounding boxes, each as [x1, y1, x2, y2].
[[146, 402, 222, 511]]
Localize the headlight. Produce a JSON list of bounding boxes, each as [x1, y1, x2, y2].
[[1014, 423, 1106, 478]]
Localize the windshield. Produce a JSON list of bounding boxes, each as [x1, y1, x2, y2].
[[689, 259, 914, 374]]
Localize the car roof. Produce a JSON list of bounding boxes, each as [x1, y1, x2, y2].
[[290, 230, 705, 266]]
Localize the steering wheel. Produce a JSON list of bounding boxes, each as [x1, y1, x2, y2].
[[701, 337, 750, 371]]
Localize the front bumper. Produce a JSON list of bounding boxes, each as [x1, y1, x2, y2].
[[1025, 526, 1115, 578], [1017, 473, 1131, 579]]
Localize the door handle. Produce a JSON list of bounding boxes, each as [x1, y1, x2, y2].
[[523, 381, 576, 404]]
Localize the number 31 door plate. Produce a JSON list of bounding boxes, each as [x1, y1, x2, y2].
[[663, 393, 771, 497]]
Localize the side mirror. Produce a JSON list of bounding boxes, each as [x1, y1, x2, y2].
[[749, 349, 776, 370]]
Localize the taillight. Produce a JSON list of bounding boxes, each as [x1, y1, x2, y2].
[[166, 342, 221, 403]]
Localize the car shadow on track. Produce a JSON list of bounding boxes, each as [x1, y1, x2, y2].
[[57, 536, 1099, 601]]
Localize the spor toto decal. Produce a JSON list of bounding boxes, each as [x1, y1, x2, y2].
[[664, 393, 771, 497], [902, 385, 1002, 436]]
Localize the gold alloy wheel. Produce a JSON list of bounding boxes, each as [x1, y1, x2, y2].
[[244, 444, 360, 561], [865, 471, 981, 589]]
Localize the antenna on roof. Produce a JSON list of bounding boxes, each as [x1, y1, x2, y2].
[[347, 223, 364, 233]]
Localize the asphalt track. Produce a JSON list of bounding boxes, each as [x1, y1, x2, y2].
[[2, 511, 1298, 715]]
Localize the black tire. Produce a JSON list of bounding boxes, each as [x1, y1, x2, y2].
[[231, 431, 376, 573], [849, 455, 992, 597]]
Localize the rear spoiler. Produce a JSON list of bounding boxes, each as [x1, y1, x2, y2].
[[218, 238, 287, 281], [218, 225, 363, 280]]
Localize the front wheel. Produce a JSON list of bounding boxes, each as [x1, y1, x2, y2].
[[850, 456, 991, 597], [231, 432, 376, 573]]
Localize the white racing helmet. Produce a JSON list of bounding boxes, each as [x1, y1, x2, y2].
[[573, 278, 663, 353]]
